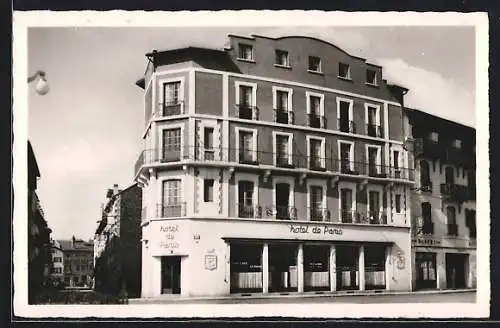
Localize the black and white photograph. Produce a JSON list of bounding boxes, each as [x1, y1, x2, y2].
[[13, 10, 489, 318]]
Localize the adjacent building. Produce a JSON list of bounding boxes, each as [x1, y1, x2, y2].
[[59, 237, 94, 287], [408, 109, 476, 290], [50, 239, 64, 284], [134, 34, 416, 297], [28, 140, 52, 302], [93, 183, 143, 297]]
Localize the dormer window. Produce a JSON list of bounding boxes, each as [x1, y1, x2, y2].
[[429, 132, 439, 143], [275, 50, 290, 67], [366, 69, 377, 85], [238, 43, 254, 61], [308, 56, 322, 73], [338, 62, 351, 79], [453, 139, 462, 149]]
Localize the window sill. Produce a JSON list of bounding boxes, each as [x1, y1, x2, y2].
[[365, 82, 380, 88], [307, 70, 324, 75], [237, 58, 256, 63], [274, 64, 292, 69], [338, 76, 353, 82]]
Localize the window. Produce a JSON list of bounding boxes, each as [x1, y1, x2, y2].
[[367, 146, 380, 176], [309, 186, 324, 221], [203, 127, 215, 160], [236, 82, 257, 120], [429, 132, 439, 143], [162, 179, 182, 217], [419, 160, 431, 191], [366, 105, 381, 137], [275, 50, 289, 67], [340, 142, 354, 173], [238, 181, 255, 218], [308, 137, 325, 170], [446, 206, 457, 236], [163, 81, 180, 106], [337, 99, 354, 133], [238, 130, 256, 163], [368, 191, 380, 221], [307, 92, 325, 128], [238, 43, 254, 61], [393, 150, 401, 178], [204, 179, 214, 202], [162, 128, 181, 162], [340, 188, 353, 222], [275, 133, 292, 166], [395, 194, 401, 213], [338, 62, 351, 79], [308, 56, 321, 72], [366, 69, 377, 85], [453, 139, 462, 149], [276, 90, 288, 111]]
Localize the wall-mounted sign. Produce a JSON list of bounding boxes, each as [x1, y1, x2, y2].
[[413, 237, 441, 246], [150, 222, 190, 255], [289, 224, 343, 236], [204, 254, 217, 271]]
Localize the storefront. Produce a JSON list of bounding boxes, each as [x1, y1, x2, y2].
[[411, 236, 476, 291], [141, 218, 412, 298]]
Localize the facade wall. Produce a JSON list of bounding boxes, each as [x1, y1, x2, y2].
[[195, 72, 223, 115], [141, 218, 412, 297]]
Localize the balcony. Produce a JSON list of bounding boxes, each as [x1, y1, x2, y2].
[[467, 186, 476, 201], [338, 119, 356, 133], [237, 204, 262, 219], [134, 146, 415, 182], [342, 210, 388, 225], [420, 181, 433, 193], [156, 202, 187, 218], [366, 124, 383, 138], [440, 183, 468, 203], [274, 109, 294, 124], [447, 223, 458, 236], [235, 104, 259, 120], [307, 113, 327, 129], [308, 207, 331, 222], [413, 220, 434, 235]]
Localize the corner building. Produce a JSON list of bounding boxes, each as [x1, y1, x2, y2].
[[135, 34, 416, 297], [408, 109, 476, 290]]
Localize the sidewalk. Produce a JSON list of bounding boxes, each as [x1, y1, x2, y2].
[[128, 288, 475, 304]]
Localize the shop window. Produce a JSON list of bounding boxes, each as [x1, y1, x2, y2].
[[364, 245, 386, 290], [230, 243, 263, 293]]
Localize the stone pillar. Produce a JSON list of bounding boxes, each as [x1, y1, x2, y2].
[[385, 246, 392, 291], [436, 251, 446, 290], [262, 243, 269, 294], [151, 256, 162, 297], [359, 245, 365, 291], [297, 244, 304, 293], [329, 245, 337, 292]]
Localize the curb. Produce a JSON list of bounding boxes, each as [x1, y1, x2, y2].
[[128, 289, 476, 304]]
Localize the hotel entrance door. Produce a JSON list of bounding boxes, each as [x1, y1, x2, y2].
[[161, 256, 181, 294]]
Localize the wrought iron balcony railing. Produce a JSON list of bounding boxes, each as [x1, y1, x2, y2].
[[366, 124, 384, 138], [274, 108, 294, 124], [308, 207, 331, 222], [341, 210, 388, 225], [156, 100, 185, 117], [134, 146, 415, 182], [338, 119, 356, 133], [440, 183, 468, 203], [234, 104, 259, 120], [156, 202, 187, 218], [307, 113, 327, 129]]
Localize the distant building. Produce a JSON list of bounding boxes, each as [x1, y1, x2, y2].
[[59, 237, 94, 287], [28, 140, 52, 302], [50, 239, 64, 284], [408, 109, 476, 290], [93, 183, 143, 297]]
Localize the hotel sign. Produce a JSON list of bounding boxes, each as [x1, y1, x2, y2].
[[412, 236, 476, 249], [289, 224, 343, 236], [150, 222, 190, 256], [413, 237, 441, 246]]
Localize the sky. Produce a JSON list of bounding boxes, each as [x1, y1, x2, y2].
[[27, 26, 476, 240]]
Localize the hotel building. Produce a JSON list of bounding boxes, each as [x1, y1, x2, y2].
[[134, 34, 416, 297], [408, 109, 476, 290]]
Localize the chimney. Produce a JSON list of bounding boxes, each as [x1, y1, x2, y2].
[[113, 184, 119, 195]]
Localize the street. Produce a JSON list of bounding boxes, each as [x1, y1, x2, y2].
[[130, 291, 476, 304]]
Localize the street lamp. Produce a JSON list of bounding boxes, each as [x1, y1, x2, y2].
[[27, 70, 50, 95]]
